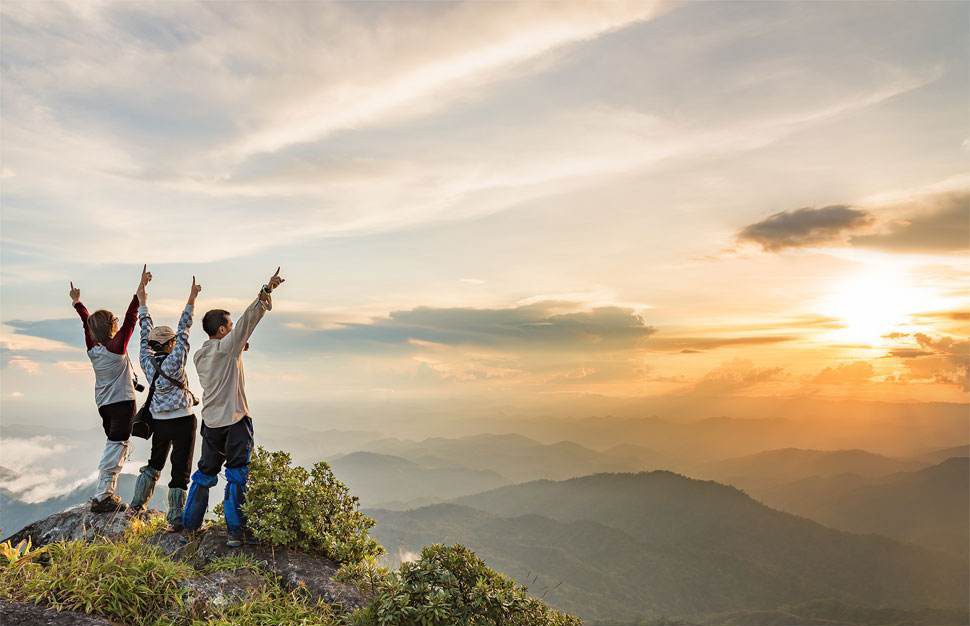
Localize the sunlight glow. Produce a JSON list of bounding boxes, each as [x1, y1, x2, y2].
[[819, 268, 942, 344]]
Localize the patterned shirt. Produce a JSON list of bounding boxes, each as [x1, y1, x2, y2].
[[139, 304, 196, 418]]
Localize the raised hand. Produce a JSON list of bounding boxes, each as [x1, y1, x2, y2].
[[137, 264, 152, 304], [267, 266, 285, 291], [188, 275, 202, 305], [69, 281, 80, 304]]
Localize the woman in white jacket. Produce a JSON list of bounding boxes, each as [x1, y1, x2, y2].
[[69, 266, 150, 513]]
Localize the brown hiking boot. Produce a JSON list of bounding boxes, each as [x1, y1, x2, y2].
[[90, 494, 128, 513]]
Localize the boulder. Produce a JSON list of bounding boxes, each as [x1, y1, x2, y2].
[[170, 527, 368, 610], [0, 599, 123, 625], [181, 568, 267, 614], [2, 505, 139, 547]]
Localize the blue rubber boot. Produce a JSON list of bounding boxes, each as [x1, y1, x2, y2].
[[224, 465, 249, 545], [182, 470, 218, 531]]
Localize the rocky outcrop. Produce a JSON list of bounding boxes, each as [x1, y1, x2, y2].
[[0, 600, 122, 625], [2, 506, 368, 614], [181, 568, 267, 614], [3, 505, 133, 547]]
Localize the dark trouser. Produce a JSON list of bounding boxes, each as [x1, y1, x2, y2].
[[94, 400, 135, 500], [183, 416, 253, 532], [98, 400, 135, 441], [147, 414, 197, 490]]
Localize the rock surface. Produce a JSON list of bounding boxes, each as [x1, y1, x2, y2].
[[181, 568, 267, 614], [3, 506, 368, 612], [0, 600, 122, 625], [3, 505, 133, 547]]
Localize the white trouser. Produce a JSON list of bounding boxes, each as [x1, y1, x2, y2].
[[94, 439, 129, 500]]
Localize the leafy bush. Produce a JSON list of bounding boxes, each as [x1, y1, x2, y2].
[[240, 447, 383, 563], [343, 544, 582, 626], [0, 529, 192, 626]]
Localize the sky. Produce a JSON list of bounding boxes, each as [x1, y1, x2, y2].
[[1, 1, 968, 433]]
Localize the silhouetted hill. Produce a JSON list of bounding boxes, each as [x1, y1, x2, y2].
[[699, 448, 924, 491], [328, 451, 508, 507], [758, 458, 970, 558], [427, 472, 969, 620]]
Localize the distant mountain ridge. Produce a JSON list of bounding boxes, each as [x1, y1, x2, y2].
[[328, 451, 509, 507], [699, 447, 925, 491], [757, 457, 970, 558], [367, 470, 968, 622]]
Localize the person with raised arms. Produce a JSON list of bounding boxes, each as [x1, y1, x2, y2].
[[128, 269, 202, 532], [182, 267, 285, 547], [69, 267, 147, 513]]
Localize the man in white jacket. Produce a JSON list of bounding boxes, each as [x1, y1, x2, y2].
[[182, 268, 284, 546]]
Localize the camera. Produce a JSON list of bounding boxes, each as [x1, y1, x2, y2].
[[133, 375, 145, 393]]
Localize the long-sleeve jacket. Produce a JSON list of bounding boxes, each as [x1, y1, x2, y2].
[[139, 303, 196, 419], [193, 292, 271, 428], [74, 294, 139, 407]]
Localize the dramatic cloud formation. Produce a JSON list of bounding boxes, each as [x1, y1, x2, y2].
[[737, 205, 874, 251]]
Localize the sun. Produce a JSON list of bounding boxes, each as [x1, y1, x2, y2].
[[819, 268, 938, 345]]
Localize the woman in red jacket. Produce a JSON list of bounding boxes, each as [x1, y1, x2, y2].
[[70, 266, 150, 513]]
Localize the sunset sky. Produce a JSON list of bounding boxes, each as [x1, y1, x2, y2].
[[1, 1, 968, 430]]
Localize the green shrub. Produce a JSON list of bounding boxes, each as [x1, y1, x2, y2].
[[0, 529, 192, 626], [345, 544, 582, 626], [241, 447, 383, 564]]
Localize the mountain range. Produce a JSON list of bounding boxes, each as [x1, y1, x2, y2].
[[369, 470, 968, 623]]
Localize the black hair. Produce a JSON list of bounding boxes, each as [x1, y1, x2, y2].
[[202, 309, 231, 337]]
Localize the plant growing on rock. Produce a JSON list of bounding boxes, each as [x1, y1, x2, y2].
[[343, 544, 582, 626], [241, 447, 383, 563]]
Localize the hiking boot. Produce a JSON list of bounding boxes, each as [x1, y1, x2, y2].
[[165, 520, 183, 533], [90, 494, 127, 513], [244, 529, 260, 545], [226, 529, 244, 548]]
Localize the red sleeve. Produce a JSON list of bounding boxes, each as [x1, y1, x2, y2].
[[106, 294, 139, 354], [73, 302, 94, 351]]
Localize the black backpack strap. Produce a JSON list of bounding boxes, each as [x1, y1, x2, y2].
[[153, 354, 199, 405]]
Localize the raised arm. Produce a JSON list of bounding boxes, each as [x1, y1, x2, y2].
[[70, 282, 94, 350], [138, 305, 154, 375], [223, 268, 284, 356], [167, 277, 200, 368], [108, 265, 150, 355]]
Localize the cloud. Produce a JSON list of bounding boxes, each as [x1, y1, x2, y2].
[[850, 191, 970, 253], [0, 436, 74, 469], [687, 358, 784, 396], [737, 205, 874, 251], [0, 0, 938, 265], [272, 301, 656, 353], [888, 332, 969, 391], [649, 335, 796, 352], [738, 188, 969, 254], [813, 361, 875, 384], [7, 356, 40, 375]]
